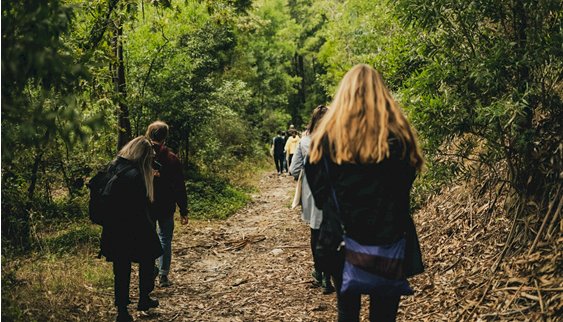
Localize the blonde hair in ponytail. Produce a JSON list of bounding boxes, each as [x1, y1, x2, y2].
[[309, 64, 424, 170], [118, 136, 155, 201]]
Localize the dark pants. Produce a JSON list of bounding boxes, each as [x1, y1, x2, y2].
[[113, 258, 155, 307], [332, 273, 400, 322], [274, 154, 285, 173], [287, 154, 294, 172], [310, 228, 322, 274]]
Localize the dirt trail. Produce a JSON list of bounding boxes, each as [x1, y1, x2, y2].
[[143, 172, 337, 321], [121, 170, 559, 321]]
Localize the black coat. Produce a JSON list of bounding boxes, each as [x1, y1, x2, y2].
[[304, 136, 424, 277], [100, 158, 163, 263]]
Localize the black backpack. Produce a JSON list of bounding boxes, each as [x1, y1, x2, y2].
[[87, 163, 133, 225]]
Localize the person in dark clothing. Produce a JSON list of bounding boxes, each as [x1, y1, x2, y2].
[[283, 131, 289, 173], [100, 136, 163, 322], [289, 105, 334, 294], [145, 121, 188, 287], [272, 130, 286, 175], [304, 64, 425, 322]]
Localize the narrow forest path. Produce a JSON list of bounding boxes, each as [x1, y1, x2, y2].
[[144, 172, 338, 321]]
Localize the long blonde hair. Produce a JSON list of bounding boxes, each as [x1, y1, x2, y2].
[[309, 64, 424, 170], [118, 136, 155, 201]]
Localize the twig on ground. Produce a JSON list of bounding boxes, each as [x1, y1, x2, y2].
[[529, 186, 559, 255], [273, 244, 308, 249]]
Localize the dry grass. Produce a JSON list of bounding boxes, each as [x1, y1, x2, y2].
[[223, 157, 272, 191], [2, 246, 115, 321]]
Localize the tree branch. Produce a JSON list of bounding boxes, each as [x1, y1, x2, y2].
[[82, 0, 121, 52]]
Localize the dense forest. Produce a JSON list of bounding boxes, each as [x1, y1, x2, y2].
[[2, 0, 561, 320]]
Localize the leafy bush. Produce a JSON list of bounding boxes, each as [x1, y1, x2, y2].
[[43, 223, 100, 254], [187, 175, 251, 220]]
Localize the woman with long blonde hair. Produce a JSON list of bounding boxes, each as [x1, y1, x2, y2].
[[100, 136, 163, 322], [305, 64, 424, 322]]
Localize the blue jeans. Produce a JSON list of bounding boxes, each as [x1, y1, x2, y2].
[[157, 216, 175, 276]]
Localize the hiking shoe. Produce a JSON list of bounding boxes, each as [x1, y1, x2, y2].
[[137, 297, 159, 311], [323, 282, 335, 294], [322, 277, 335, 294], [311, 271, 323, 287], [159, 275, 171, 287], [116, 310, 133, 322]]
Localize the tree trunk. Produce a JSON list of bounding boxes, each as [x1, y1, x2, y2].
[[22, 137, 47, 250], [28, 152, 43, 201], [112, 16, 131, 151], [28, 131, 50, 200], [297, 53, 306, 118], [184, 125, 191, 166], [512, 0, 537, 198], [290, 53, 306, 126]]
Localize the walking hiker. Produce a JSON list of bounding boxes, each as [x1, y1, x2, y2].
[[272, 130, 286, 175], [99, 136, 163, 322], [283, 131, 289, 173], [145, 121, 189, 287], [285, 130, 300, 174], [289, 105, 334, 294], [305, 64, 425, 322]]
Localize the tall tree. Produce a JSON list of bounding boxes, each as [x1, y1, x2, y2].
[[111, 10, 131, 149]]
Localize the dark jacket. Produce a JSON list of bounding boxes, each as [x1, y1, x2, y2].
[[100, 157, 163, 262], [150, 144, 188, 220], [273, 136, 285, 156], [304, 136, 424, 277]]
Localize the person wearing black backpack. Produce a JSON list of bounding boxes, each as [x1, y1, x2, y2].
[[99, 136, 163, 322], [145, 121, 188, 288]]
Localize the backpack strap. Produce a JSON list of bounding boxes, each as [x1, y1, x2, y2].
[[101, 164, 135, 195], [115, 164, 135, 177]]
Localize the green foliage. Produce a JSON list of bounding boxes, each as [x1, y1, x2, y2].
[[394, 0, 563, 198], [233, 0, 302, 124], [1, 175, 30, 249], [260, 109, 293, 140], [1, 267, 27, 322], [43, 223, 100, 254], [2, 1, 79, 96], [1, 1, 95, 162], [187, 175, 251, 220]]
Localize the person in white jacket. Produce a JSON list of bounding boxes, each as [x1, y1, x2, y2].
[[289, 105, 334, 294]]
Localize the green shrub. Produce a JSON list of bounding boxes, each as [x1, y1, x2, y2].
[[43, 223, 100, 254], [187, 175, 251, 220]]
